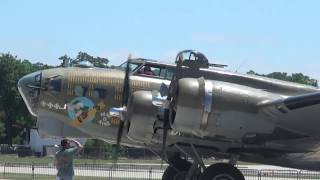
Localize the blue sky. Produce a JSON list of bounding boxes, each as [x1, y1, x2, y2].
[[1, 0, 320, 79]]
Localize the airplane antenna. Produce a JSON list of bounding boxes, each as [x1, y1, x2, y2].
[[128, 53, 132, 60], [235, 59, 247, 73]]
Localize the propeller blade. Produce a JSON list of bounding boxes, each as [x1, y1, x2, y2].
[[122, 59, 130, 106], [161, 108, 170, 163], [114, 56, 131, 162], [160, 52, 184, 163]]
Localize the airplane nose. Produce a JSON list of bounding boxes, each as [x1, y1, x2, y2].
[[18, 71, 43, 117]]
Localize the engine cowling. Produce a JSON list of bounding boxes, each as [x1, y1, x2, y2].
[[173, 78, 213, 137], [126, 91, 159, 145], [124, 77, 276, 145], [172, 77, 275, 140]]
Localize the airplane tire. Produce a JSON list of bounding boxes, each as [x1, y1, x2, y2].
[[200, 163, 245, 180], [162, 159, 191, 180]]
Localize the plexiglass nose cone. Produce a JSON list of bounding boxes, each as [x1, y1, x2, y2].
[[18, 71, 42, 117]]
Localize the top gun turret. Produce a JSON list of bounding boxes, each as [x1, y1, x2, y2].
[[175, 50, 227, 69]]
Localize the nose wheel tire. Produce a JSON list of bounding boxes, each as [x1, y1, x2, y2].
[[200, 163, 245, 180]]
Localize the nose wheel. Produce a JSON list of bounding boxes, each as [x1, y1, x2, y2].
[[200, 163, 245, 180], [162, 151, 245, 180], [163, 161, 245, 180]]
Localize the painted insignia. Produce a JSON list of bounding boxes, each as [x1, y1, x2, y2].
[[67, 97, 106, 127]]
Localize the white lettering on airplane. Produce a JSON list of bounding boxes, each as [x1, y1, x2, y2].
[[40, 100, 66, 110], [98, 112, 111, 127]]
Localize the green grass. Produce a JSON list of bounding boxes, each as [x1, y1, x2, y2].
[[1, 173, 153, 180], [0, 154, 257, 166], [0, 154, 162, 164]]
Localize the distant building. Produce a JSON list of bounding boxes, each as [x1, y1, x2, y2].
[[26, 128, 86, 156]]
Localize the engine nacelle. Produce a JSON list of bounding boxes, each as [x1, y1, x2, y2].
[[172, 77, 276, 140], [126, 91, 158, 145], [173, 78, 213, 137]]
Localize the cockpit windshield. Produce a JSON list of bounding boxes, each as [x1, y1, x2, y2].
[[118, 62, 140, 72]]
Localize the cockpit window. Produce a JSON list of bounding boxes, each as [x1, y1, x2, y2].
[[138, 65, 159, 76], [158, 67, 175, 80], [137, 65, 175, 80], [166, 68, 175, 80], [118, 62, 140, 72]]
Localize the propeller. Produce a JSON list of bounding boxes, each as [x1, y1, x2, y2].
[[113, 54, 132, 161], [161, 53, 184, 162]]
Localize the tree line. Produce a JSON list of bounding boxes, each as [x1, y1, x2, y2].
[[247, 70, 318, 87], [0, 52, 108, 145], [0, 52, 318, 147]]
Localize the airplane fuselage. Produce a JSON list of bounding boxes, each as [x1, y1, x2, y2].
[[18, 58, 320, 171]]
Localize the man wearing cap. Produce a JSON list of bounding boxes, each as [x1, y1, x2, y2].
[[54, 138, 83, 180]]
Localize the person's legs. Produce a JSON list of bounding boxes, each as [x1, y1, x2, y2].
[[56, 176, 73, 180]]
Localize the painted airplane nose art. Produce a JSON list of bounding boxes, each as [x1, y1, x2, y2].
[[67, 97, 106, 127]]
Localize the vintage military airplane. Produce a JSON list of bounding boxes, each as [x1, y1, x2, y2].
[[18, 50, 320, 180]]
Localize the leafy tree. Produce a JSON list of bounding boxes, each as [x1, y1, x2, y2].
[[59, 52, 109, 68], [0, 53, 52, 145], [247, 70, 318, 87], [58, 55, 73, 67]]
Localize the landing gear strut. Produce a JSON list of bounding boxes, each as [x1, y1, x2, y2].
[[162, 155, 245, 180], [162, 153, 192, 180], [162, 145, 245, 180]]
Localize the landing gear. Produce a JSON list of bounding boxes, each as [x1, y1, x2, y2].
[[163, 161, 245, 180], [162, 153, 192, 180], [200, 163, 245, 180], [162, 165, 190, 180], [162, 144, 245, 180]]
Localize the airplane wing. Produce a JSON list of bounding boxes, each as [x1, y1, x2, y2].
[[259, 92, 320, 136], [259, 92, 320, 114]]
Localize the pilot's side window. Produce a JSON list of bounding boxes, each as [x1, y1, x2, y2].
[[160, 68, 166, 78], [137, 65, 175, 80], [158, 68, 175, 80], [166, 68, 175, 80], [138, 65, 160, 77], [150, 66, 160, 76]]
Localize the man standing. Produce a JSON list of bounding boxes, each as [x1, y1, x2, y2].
[[55, 138, 83, 180]]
